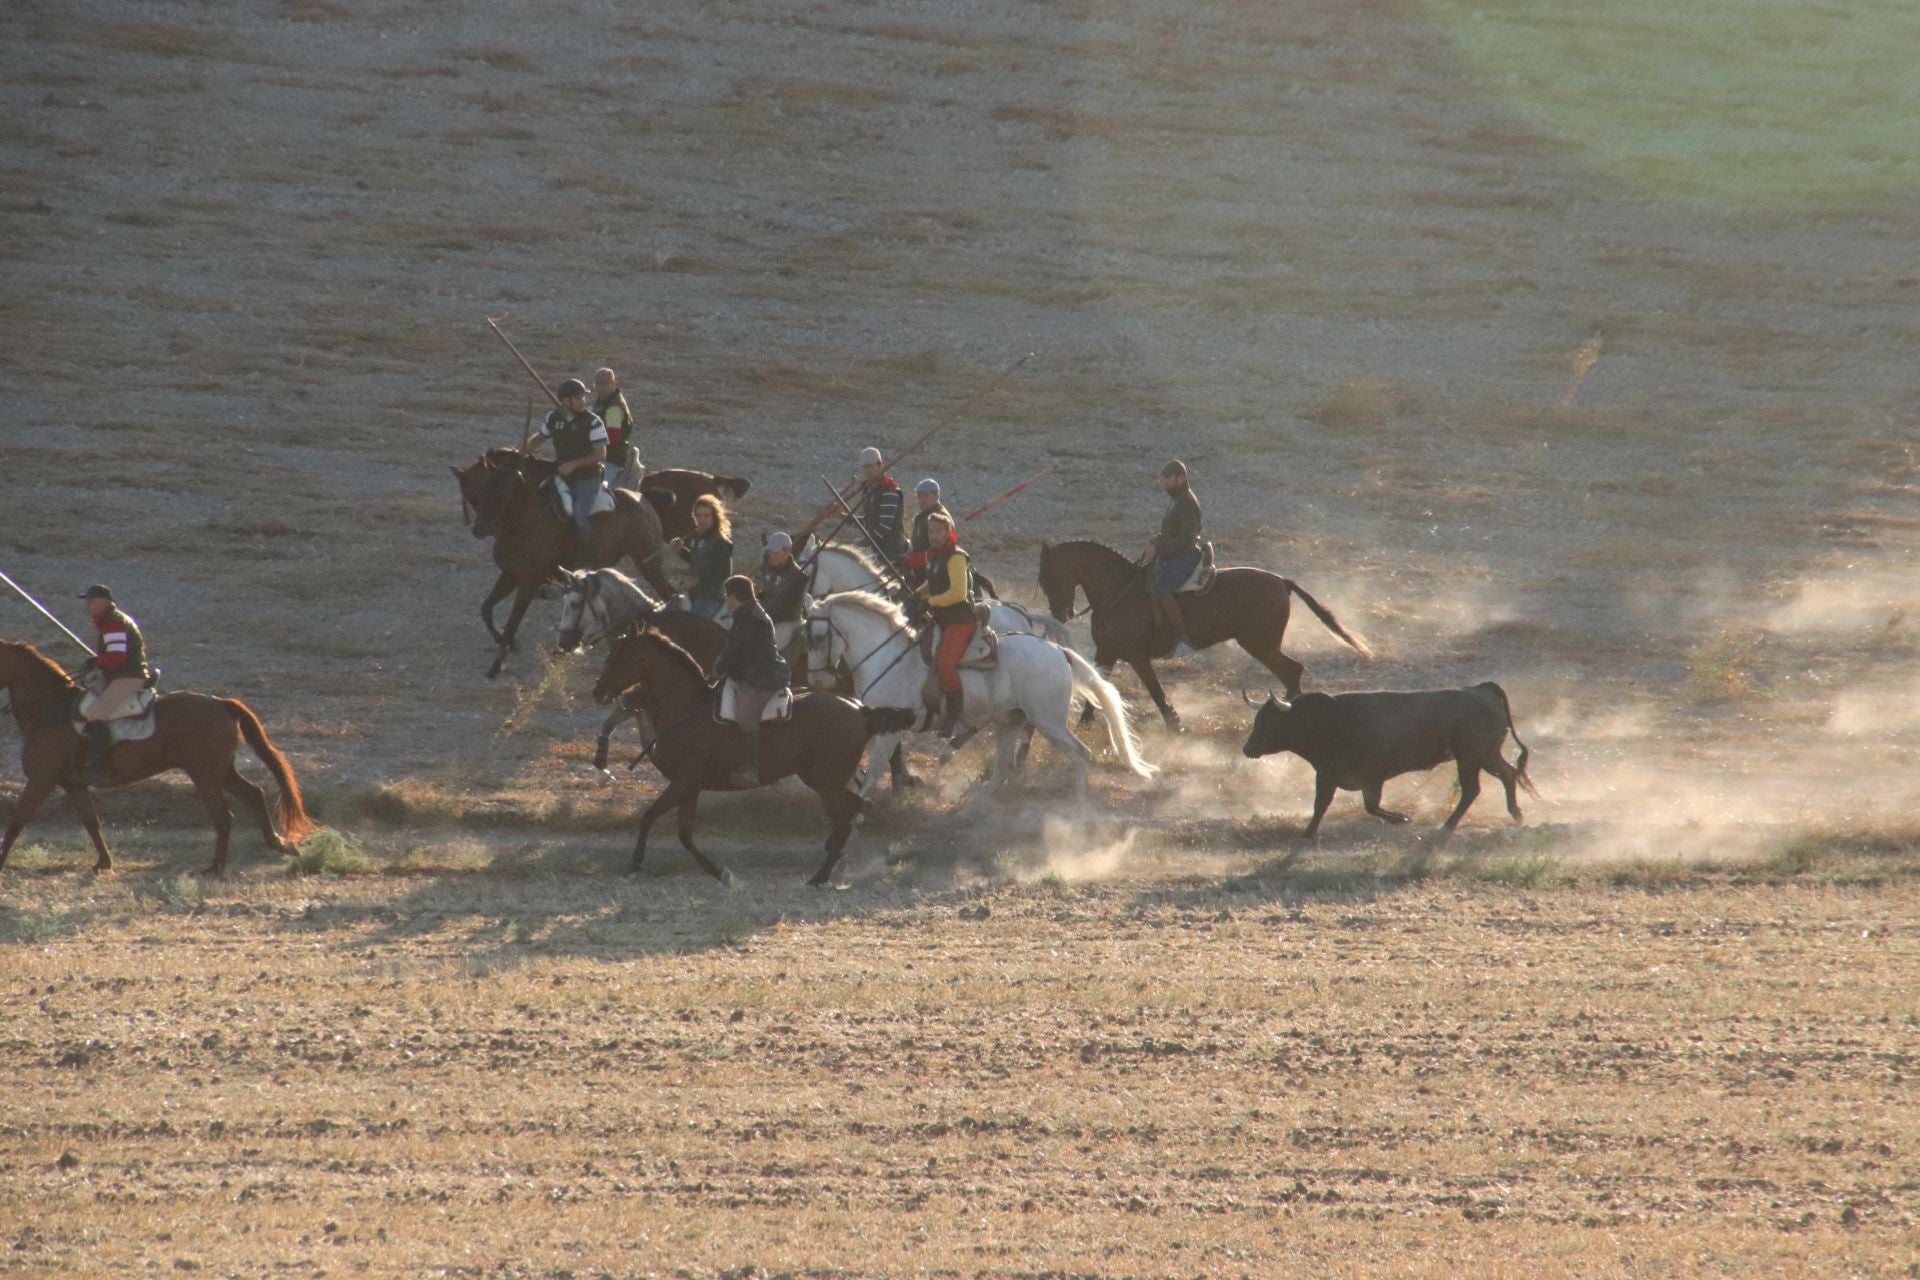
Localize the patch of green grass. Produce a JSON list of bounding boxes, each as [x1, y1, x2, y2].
[[153, 873, 207, 912], [1768, 834, 1824, 877], [1421, 0, 1920, 205], [1, 911, 71, 943], [288, 829, 372, 877], [1468, 853, 1557, 887]]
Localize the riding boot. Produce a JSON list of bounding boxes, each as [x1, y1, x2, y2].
[[727, 728, 761, 788], [1155, 595, 1193, 656], [938, 688, 974, 746], [82, 722, 114, 787]]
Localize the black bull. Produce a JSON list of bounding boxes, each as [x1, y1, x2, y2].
[[1242, 683, 1537, 837]]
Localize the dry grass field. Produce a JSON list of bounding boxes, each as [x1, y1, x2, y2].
[[3, 0, 1919, 1273]]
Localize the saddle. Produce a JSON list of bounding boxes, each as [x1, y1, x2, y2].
[[915, 606, 999, 669], [715, 681, 794, 725], [549, 478, 617, 521], [71, 686, 159, 743], [1172, 541, 1217, 595]]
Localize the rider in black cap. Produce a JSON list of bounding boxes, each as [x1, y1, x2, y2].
[[1143, 460, 1201, 652], [523, 378, 609, 564]]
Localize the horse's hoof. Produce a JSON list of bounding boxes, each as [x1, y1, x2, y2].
[[597, 769, 617, 786], [201, 864, 223, 877], [891, 772, 920, 791], [719, 868, 738, 889]]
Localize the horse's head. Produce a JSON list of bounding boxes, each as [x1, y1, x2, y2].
[[1036, 542, 1078, 622], [801, 604, 842, 693], [453, 450, 526, 539], [555, 570, 594, 653], [0, 639, 73, 705], [592, 622, 651, 705]]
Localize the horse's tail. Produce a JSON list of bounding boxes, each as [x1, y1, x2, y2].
[[1487, 682, 1541, 798], [1286, 581, 1373, 659], [224, 699, 316, 843], [1060, 648, 1156, 778], [862, 706, 918, 738]]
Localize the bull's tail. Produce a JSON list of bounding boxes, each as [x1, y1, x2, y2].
[[1488, 682, 1541, 798], [1287, 581, 1372, 658], [861, 706, 918, 739], [224, 699, 316, 843], [1060, 647, 1156, 778]]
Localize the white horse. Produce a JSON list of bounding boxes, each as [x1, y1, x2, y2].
[[804, 591, 1154, 809], [797, 538, 1075, 646]]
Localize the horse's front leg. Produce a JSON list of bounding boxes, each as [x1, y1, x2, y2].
[[480, 570, 515, 646], [632, 780, 684, 873], [1079, 647, 1117, 726], [0, 776, 59, 874], [594, 706, 634, 777], [1128, 656, 1180, 731], [488, 582, 541, 679], [63, 782, 114, 871]]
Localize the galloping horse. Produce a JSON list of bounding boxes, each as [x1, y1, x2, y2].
[[804, 592, 1154, 810], [1038, 540, 1371, 730], [452, 447, 673, 678], [591, 628, 914, 885], [553, 568, 728, 774], [0, 641, 313, 875]]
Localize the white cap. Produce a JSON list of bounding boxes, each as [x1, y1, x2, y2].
[[766, 531, 793, 552], [858, 446, 884, 466]]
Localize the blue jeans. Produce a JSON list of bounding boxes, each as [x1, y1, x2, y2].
[[564, 472, 601, 536], [1154, 550, 1201, 597], [687, 595, 724, 621]]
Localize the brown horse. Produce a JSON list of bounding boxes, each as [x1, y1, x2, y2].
[[591, 628, 914, 885], [452, 447, 673, 678], [0, 641, 313, 875], [636, 468, 752, 542], [1037, 540, 1370, 731]]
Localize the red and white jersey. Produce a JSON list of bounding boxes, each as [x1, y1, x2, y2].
[[93, 609, 149, 679]]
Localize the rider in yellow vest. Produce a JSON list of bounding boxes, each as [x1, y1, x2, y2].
[[914, 511, 973, 741]]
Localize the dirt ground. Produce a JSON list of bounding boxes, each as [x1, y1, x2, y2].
[[3, 0, 1919, 1274]]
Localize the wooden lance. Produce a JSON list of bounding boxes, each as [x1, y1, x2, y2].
[[962, 467, 1055, 523], [486, 315, 565, 412]]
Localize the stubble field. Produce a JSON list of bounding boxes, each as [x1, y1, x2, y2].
[[3, 0, 1919, 1274]]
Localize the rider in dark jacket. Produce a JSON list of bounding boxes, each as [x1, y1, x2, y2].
[[714, 576, 791, 786], [1143, 459, 1201, 651]]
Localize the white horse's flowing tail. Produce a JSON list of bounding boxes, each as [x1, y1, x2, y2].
[[1059, 648, 1156, 778]]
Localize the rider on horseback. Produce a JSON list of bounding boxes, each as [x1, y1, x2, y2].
[[523, 378, 609, 566], [855, 447, 907, 571], [758, 531, 808, 653], [591, 367, 643, 491], [902, 478, 952, 591], [77, 584, 151, 786], [915, 511, 974, 741], [1143, 459, 1201, 654], [672, 495, 734, 620], [714, 575, 791, 788]]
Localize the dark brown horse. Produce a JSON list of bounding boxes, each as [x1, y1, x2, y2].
[[1037, 540, 1370, 730], [452, 447, 673, 678], [591, 628, 913, 885], [636, 468, 751, 542], [0, 641, 313, 875]]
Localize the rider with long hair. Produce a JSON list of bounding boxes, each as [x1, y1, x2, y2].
[[673, 494, 734, 620]]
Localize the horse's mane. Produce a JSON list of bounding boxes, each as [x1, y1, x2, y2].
[[584, 566, 654, 602], [627, 627, 706, 679], [482, 445, 554, 476], [819, 541, 887, 578], [1047, 539, 1132, 564], [0, 639, 72, 683], [820, 589, 909, 630]]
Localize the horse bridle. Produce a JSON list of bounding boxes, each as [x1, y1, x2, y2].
[[806, 610, 917, 701]]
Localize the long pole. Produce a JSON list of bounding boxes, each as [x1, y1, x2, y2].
[[486, 315, 564, 411], [962, 466, 1054, 522], [0, 569, 96, 657], [791, 350, 1034, 545], [819, 477, 905, 585]]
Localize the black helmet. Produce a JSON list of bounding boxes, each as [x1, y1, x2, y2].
[[79, 584, 115, 603], [556, 378, 588, 399]]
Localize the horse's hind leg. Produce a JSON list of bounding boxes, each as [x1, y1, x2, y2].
[[1240, 638, 1305, 700], [193, 774, 235, 875], [61, 783, 114, 871], [480, 570, 515, 645], [809, 788, 860, 888], [1031, 719, 1094, 809], [673, 790, 732, 885], [1, 777, 60, 873], [226, 768, 288, 851]]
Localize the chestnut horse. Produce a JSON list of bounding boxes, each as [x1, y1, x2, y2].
[[1037, 540, 1371, 731], [591, 628, 914, 885], [0, 641, 313, 875], [452, 447, 673, 678]]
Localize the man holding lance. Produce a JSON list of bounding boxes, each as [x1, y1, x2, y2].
[[902, 478, 952, 591], [591, 367, 644, 492], [854, 447, 907, 570], [522, 378, 609, 566]]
